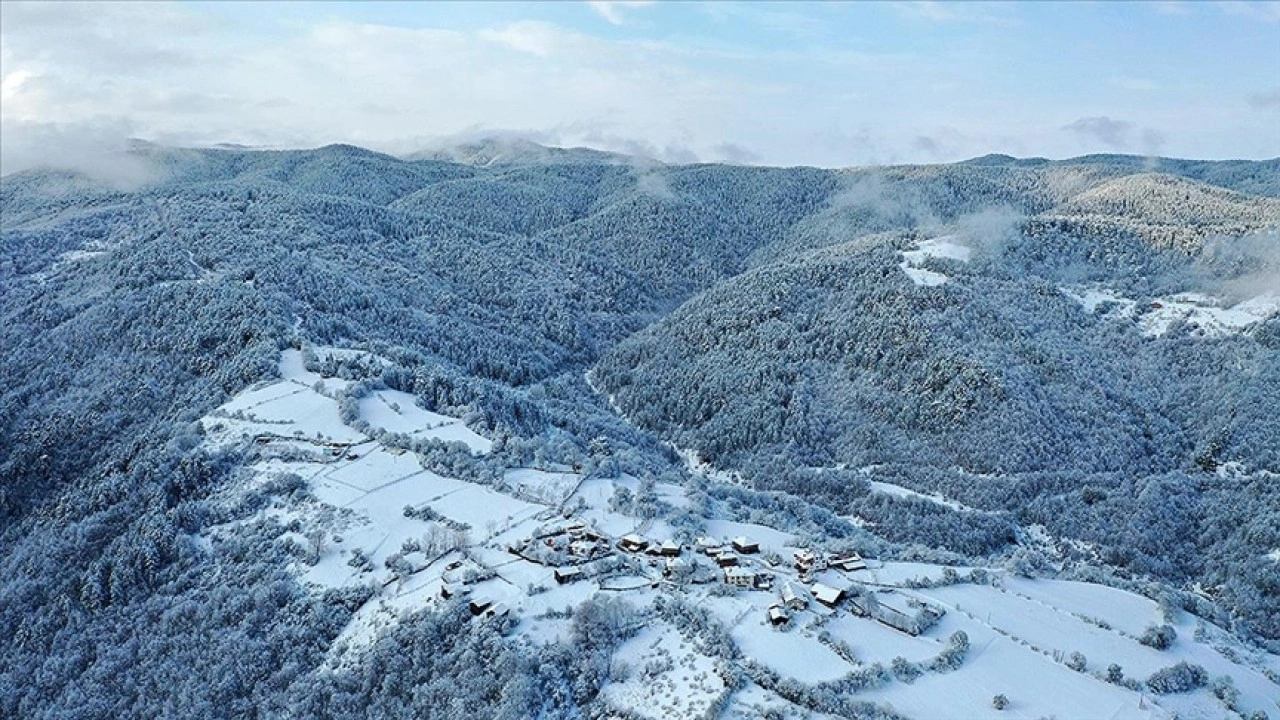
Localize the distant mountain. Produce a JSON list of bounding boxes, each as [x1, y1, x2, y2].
[[407, 137, 629, 167]]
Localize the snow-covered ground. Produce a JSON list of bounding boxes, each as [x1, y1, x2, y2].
[[1062, 285, 1280, 338], [602, 621, 727, 720], [867, 480, 976, 512], [899, 235, 972, 286], [198, 348, 1280, 719]]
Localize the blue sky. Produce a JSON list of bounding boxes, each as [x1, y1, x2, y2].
[[2, 1, 1278, 172]]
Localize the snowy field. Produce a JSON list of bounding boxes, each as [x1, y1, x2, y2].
[[1062, 285, 1280, 338], [899, 235, 972, 286], [603, 622, 727, 720], [867, 480, 976, 512]]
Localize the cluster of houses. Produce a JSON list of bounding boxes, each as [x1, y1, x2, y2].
[[507, 519, 614, 563], [504, 518, 942, 638], [793, 549, 866, 577], [507, 519, 780, 590], [435, 559, 513, 620], [763, 578, 944, 635]]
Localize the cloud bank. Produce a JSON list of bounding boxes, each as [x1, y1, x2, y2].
[[1, 1, 1276, 175]]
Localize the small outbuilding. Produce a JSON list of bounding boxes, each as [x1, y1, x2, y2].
[[768, 605, 790, 626], [715, 552, 740, 568], [554, 567, 583, 584]]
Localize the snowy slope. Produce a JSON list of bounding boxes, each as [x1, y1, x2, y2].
[[194, 348, 1279, 720]]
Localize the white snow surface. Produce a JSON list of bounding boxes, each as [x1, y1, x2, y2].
[[602, 622, 726, 720], [867, 480, 976, 512], [358, 388, 492, 453], [1062, 285, 1280, 338], [899, 235, 972, 286]]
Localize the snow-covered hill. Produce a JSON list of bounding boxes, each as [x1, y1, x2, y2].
[[196, 348, 1279, 720], [2, 145, 1278, 719]]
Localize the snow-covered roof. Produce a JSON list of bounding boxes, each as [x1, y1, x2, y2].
[[780, 581, 806, 603], [811, 583, 843, 605]]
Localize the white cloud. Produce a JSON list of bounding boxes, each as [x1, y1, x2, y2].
[[891, 1, 1021, 27], [479, 21, 565, 57], [1149, 1, 1194, 17], [1220, 1, 1280, 23], [1061, 116, 1168, 158], [0, 1, 1273, 173], [0, 117, 163, 188], [587, 1, 656, 26]]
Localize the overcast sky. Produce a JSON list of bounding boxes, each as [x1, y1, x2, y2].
[[1, 0, 1278, 175]]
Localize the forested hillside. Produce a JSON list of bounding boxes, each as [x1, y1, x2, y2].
[[1, 143, 1277, 718]]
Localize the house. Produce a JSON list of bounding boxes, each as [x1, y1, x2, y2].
[[793, 549, 826, 573], [780, 581, 808, 610], [659, 539, 682, 557], [696, 536, 722, 555], [768, 605, 790, 626], [811, 582, 844, 608], [554, 567, 582, 585], [485, 603, 511, 619], [829, 552, 867, 572], [715, 552, 739, 568], [731, 537, 760, 554], [568, 540, 596, 557], [663, 556, 690, 578], [468, 598, 493, 616], [617, 534, 649, 553], [724, 566, 756, 587]]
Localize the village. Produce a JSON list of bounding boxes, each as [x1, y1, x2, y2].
[[492, 517, 946, 638], [195, 346, 1280, 720]]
